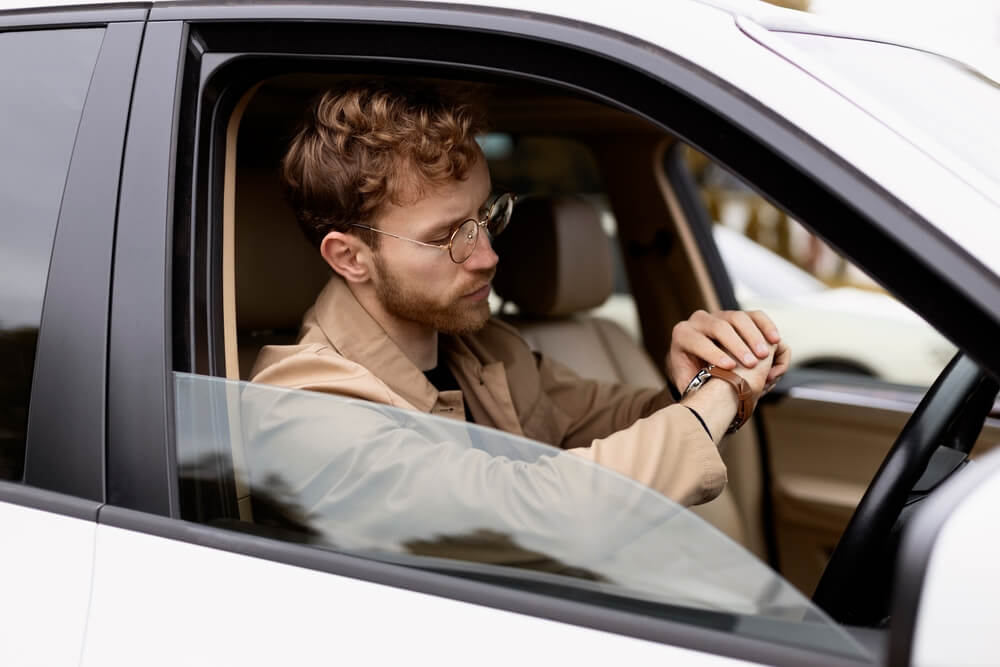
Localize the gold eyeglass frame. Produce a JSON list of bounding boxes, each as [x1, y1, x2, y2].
[[350, 192, 517, 264]]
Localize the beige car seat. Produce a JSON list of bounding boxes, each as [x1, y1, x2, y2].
[[493, 195, 748, 546], [235, 168, 332, 380]]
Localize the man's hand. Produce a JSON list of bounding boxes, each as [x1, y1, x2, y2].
[[667, 309, 791, 395]]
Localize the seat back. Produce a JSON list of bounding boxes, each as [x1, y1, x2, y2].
[[494, 196, 748, 546], [235, 167, 332, 379]]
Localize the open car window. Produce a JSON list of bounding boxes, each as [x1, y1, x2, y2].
[[174, 371, 870, 661], [679, 146, 956, 388]]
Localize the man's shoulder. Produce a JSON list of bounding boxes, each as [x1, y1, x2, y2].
[[249, 339, 408, 409]]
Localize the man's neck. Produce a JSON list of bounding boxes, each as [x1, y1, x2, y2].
[[348, 282, 439, 371]]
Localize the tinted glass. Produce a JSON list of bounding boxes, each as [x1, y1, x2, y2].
[[175, 372, 870, 662], [0, 28, 104, 481]]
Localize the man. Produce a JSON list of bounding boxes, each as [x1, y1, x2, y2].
[[251, 80, 789, 508]]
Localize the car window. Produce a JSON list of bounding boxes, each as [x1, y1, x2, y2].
[[0, 28, 105, 481], [678, 146, 956, 388], [174, 371, 870, 662]]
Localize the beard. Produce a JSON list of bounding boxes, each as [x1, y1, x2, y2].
[[372, 254, 494, 335]]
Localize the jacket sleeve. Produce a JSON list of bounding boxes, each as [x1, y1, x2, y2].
[[537, 354, 727, 506]]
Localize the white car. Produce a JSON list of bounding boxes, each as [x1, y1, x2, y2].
[[2, 1, 1000, 666]]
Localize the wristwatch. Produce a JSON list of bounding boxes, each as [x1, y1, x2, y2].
[[683, 365, 754, 433]]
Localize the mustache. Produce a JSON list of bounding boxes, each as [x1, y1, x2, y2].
[[458, 268, 496, 295]]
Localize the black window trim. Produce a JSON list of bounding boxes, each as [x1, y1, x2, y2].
[[105, 4, 1000, 663], [662, 143, 739, 311], [107, 19, 187, 515], [0, 478, 102, 521]]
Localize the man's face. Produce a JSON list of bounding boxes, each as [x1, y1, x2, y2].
[[368, 156, 498, 335]]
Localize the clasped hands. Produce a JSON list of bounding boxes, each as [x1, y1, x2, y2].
[[668, 309, 791, 407]]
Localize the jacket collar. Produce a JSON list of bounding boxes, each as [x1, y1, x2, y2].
[[311, 276, 453, 413]]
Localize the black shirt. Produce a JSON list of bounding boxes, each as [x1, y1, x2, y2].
[[423, 361, 473, 423]]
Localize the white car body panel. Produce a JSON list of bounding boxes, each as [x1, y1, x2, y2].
[[738, 17, 1000, 211], [80, 525, 760, 667], [0, 501, 95, 667], [911, 453, 1000, 666]]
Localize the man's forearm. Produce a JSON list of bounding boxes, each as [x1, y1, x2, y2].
[[680, 379, 739, 445]]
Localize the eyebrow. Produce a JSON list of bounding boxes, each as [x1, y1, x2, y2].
[[425, 191, 493, 238]]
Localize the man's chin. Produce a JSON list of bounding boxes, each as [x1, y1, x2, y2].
[[381, 291, 491, 336], [437, 309, 491, 336]]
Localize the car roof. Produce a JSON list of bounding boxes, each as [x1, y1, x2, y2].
[[2, 0, 991, 67], [4, 0, 998, 277]]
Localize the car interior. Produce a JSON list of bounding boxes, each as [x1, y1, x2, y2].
[[207, 71, 1000, 606]]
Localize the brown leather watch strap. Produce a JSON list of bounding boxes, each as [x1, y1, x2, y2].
[[706, 366, 754, 433]]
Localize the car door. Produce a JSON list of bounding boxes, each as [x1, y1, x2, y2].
[[658, 77, 1000, 599], [79, 1, 1000, 665], [0, 6, 144, 665]]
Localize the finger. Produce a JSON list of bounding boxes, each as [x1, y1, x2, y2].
[[767, 343, 792, 381], [672, 321, 738, 369], [700, 315, 760, 367], [723, 310, 771, 358], [667, 352, 703, 389], [748, 310, 781, 344]]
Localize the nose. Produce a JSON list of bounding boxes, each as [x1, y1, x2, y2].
[[465, 227, 499, 271]]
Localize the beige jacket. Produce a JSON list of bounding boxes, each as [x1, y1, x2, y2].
[[251, 276, 726, 506]]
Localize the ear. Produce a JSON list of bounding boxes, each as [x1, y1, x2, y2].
[[320, 230, 372, 284]]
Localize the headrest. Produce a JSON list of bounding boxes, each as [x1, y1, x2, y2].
[[493, 195, 614, 318], [236, 168, 332, 331]]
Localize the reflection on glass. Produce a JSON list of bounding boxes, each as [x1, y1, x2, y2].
[[175, 372, 871, 661], [0, 28, 104, 481]]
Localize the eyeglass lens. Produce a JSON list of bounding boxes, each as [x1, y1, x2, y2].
[[449, 193, 514, 263], [451, 219, 479, 263]]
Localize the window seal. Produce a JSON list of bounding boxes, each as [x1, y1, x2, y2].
[[662, 143, 739, 310], [0, 479, 102, 521]]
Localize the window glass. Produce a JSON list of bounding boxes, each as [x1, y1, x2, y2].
[[0, 28, 104, 481], [680, 145, 956, 388], [174, 371, 870, 662]]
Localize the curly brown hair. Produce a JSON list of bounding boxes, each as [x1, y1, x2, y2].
[[281, 80, 488, 249]]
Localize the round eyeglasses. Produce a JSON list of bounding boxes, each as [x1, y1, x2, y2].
[[351, 192, 517, 264]]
